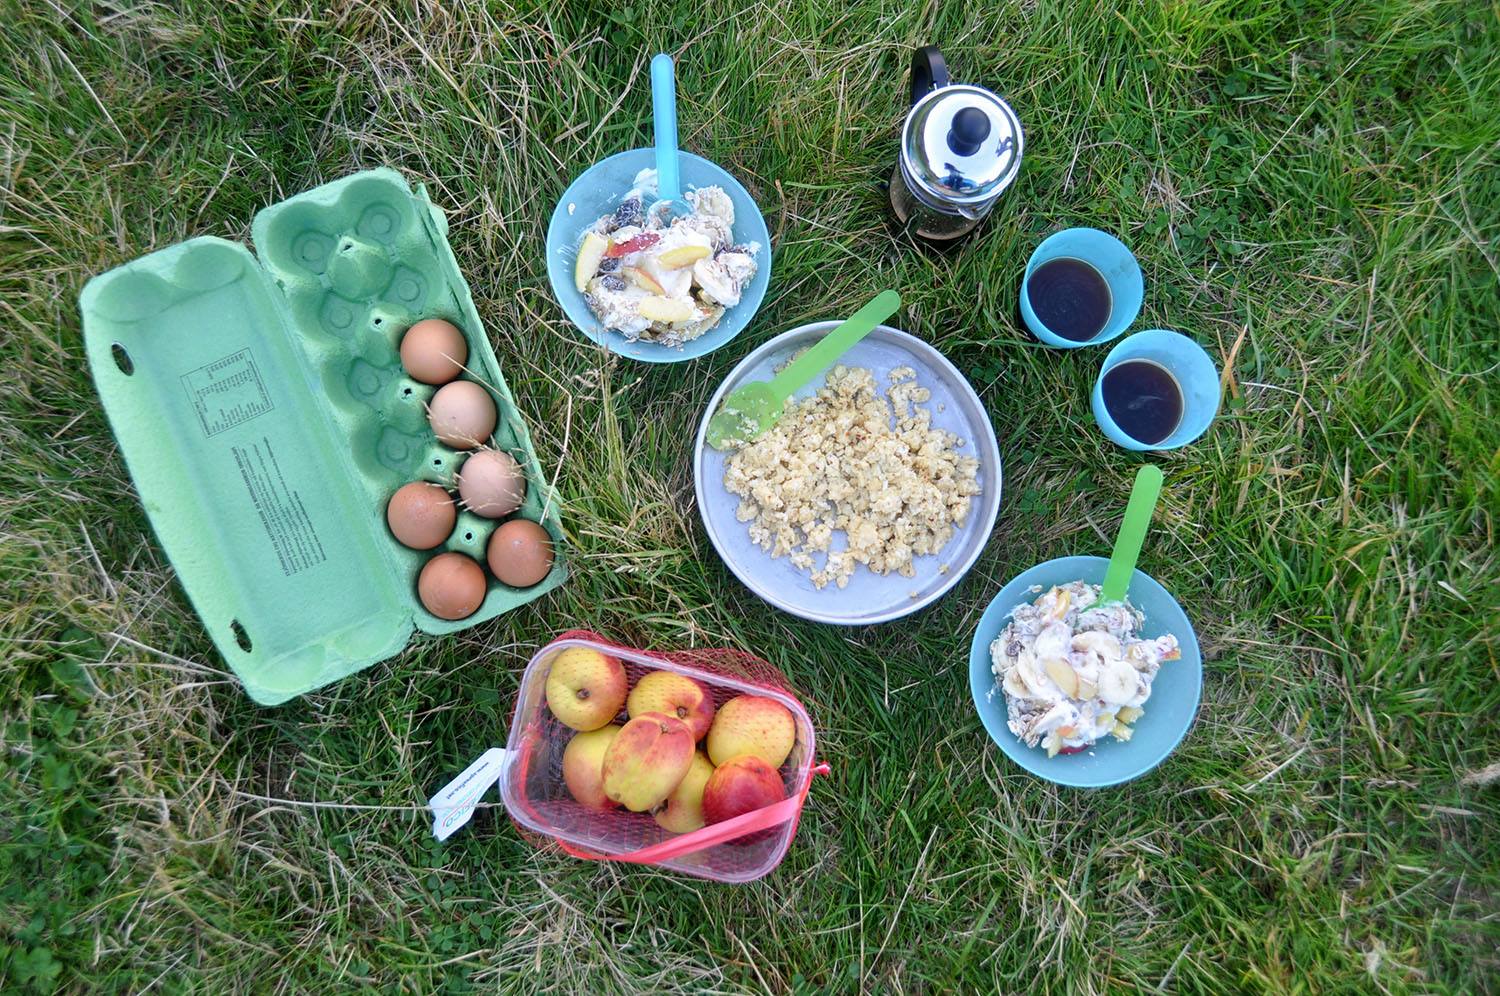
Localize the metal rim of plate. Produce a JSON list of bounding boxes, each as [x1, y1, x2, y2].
[[693, 322, 1002, 625]]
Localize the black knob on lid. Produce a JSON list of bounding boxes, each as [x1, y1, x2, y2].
[[947, 106, 991, 156]]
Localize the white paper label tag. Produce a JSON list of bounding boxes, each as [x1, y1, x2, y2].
[[429, 747, 510, 842]]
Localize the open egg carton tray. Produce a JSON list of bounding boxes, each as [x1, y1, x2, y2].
[[80, 168, 567, 705]]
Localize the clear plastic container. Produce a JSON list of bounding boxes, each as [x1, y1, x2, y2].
[[499, 631, 822, 883]]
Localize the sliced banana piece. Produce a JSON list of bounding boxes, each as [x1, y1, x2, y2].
[[1098, 659, 1139, 706], [1014, 654, 1050, 699], [1072, 631, 1122, 659], [692, 257, 740, 306]]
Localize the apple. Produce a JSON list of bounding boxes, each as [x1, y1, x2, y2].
[[637, 296, 694, 323], [657, 244, 711, 269], [622, 266, 666, 295], [604, 231, 660, 257], [562, 725, 621, 809], [700, 754, 785, 843], [544, 647, 627, 732], [627, 671, 715, 742], [653, 751, 715, 833], [706, 695, 795, 768], [601, 712, 695, 812], [574, 231, 607, 292]]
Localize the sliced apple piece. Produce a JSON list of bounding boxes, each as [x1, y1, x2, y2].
[[637, 296, 694, 323], [574, 231, 608, 292], [1042, 656, 1079, 698], [623, 266, 665, 295], [1117, 705, 1144, 724], [1111, 722, 1134, 741], [658, 244, 711, 269], [604, 231, 660, 257]]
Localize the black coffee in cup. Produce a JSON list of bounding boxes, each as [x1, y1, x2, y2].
[[1025, 257, 1111, 342], [1101, 359, 1183, 445]]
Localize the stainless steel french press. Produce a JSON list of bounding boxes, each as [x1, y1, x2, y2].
[[890, 46, 1025, 241]]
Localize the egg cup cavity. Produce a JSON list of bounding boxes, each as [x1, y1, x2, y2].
[[257, 200, 336, 277], [355, 200, 405, 244]]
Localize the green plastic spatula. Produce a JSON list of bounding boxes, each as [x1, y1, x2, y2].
[[1100, 464, 1165, 605], [706, 289, 901, 450]]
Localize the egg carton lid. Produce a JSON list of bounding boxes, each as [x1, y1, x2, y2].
[[79, 169, 566, 705]]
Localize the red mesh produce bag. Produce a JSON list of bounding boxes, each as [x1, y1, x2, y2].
[[498, 630, 826, 883]]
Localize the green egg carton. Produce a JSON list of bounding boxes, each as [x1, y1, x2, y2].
[[80, 168, 567, 705]]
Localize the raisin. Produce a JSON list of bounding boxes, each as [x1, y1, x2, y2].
[[611, 197, 643, 229], [596, 256, 621, 274], [600, 275, 627, 291]]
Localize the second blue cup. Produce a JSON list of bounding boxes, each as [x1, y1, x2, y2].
[[1019, 227, 1143, 348], [1091, 330, 1220, 451]]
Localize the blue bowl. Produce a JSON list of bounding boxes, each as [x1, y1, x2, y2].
[[1091, 329, 1220, 451], [968, 555, 1202, 788], [545, 148, 772, 363], [1019, 227, 1143, 349]]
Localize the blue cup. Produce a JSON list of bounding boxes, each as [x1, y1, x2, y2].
[[545, 148, 772, 363], [1092, 329, 1220, 450], [1019, 227, 1142, 348]]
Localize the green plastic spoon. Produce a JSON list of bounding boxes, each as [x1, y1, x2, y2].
[[706, 289, 901, 450], [1099, 464, 1165, 605]]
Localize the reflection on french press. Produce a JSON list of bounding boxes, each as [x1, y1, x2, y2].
[[890, 46, 1024, 241]]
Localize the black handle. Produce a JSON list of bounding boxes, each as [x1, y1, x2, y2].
[[910, 46, 949, 106]]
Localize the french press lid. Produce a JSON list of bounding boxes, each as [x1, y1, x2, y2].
[[900, 47, 1023, 210]]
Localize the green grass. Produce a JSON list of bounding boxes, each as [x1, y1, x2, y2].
[[3, 0, 1497, 992]]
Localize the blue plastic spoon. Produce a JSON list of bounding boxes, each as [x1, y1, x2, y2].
[[650, 53, 691, 218]]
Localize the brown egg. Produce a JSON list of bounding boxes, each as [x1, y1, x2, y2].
[[417, 552, 488, 620], [399, 318, 468, 385], [487, 519, 555, 588], [457, 449, 527, 518], [428, 380, 497, 449], [386, 482, 456, 549]]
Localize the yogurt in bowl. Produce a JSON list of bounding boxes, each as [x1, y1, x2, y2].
[[968, 555, 1202, 788]]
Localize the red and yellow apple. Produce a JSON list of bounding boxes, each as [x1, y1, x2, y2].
[[544, 647, 627, 732], [627, 671, 716, 742], [701, 754, 785, 843], [706, 695, 795, 768], [601, 712, 695, 812], [561, 725, 621, 810]]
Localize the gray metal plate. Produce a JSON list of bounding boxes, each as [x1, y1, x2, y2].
[[693, 322, 1002, 624]]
